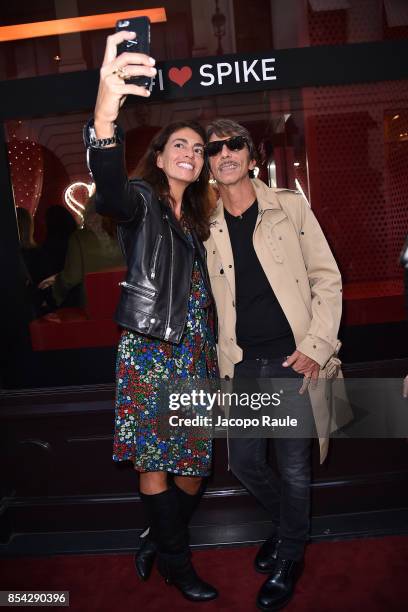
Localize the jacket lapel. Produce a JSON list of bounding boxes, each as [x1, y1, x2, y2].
[[253, 179, 288, 225], [159, 200, 192, 246]]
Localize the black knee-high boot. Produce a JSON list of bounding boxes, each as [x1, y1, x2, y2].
[[173, 481, 205, 537], [135, 481, 204, 580], [138, 488, 217, 602]]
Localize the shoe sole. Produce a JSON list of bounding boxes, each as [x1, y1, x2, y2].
[[164, 580, 218, 602], [254, 563, 278, 575], [182, 592, 218, 603], [256, 594, 293, 612]]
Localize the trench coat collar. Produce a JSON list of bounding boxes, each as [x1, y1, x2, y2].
[[210, 178, 284, 225], [209, 178, 287, 298]]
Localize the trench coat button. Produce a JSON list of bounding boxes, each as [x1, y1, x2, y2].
[[150, 318, 156, 324], [296, 279, 299, 283], [313, 344, 317, 349], [225, 375, 230, 381], [318, 301, 321, 305], [213, 250, 216, 254], [300, 231, 305, 235], [220, 269, 224, 274], [229, 264, 232, 268], [278, 236, 282, 240], [219, 229, 223, 232]]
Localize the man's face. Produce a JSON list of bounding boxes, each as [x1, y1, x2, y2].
[[207, 132, 256, 186]]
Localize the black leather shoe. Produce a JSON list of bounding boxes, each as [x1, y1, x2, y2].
[[254, 536, 282, 574], [134, 538, 157, 581], [256, 558, 304, 611]]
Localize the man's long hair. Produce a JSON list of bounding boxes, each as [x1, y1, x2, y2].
[[206, 118, 258, 162], [134, 120, 215, 241]]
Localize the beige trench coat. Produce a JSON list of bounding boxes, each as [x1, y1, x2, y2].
[[205, 178, 351, 464]]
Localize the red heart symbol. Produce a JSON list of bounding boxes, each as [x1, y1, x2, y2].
[[168, 66, 192, 87]]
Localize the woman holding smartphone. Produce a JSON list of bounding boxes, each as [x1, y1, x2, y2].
[[84, 31, 218, 603]]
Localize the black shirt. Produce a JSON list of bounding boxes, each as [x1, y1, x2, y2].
[[224, 200, 295, 359]]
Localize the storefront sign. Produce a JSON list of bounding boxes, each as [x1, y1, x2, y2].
[[149, 40, 408, 100], [151, 52, 277, 99], [161, 58, 276, 89], [1, 39, 408, 118]]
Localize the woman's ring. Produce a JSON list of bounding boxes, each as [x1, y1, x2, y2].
[[112, 67, 127, 79]]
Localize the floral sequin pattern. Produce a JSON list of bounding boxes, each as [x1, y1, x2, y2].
[[113, 253, 218, 477]]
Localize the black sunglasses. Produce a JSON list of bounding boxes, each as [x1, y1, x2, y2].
[[205, 135, 248, 157]]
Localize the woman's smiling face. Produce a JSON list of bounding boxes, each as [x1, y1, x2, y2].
[[156, 127, 205, 188]]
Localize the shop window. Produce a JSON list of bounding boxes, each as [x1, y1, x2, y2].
[[4, 81, 408, 386]]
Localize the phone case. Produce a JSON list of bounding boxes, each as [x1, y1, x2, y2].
[[115, 17, 152, 90]]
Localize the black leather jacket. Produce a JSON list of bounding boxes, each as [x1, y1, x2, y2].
[[85, 128, 214, 344]]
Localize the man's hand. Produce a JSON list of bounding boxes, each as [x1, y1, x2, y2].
[[282, 350, 320, 394]]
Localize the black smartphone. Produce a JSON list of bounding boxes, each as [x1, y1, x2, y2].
[[115, 16, 152, 90]]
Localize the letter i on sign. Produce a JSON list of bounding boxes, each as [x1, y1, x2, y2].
[[234, 61, 240, 83]]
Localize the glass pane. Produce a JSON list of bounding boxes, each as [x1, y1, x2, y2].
[[6, 78, 408, 387]]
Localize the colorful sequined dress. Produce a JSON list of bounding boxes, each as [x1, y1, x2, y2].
[[113, 235, 218, 477]]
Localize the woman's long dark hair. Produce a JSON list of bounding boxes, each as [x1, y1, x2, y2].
[[134, 120, 215, 241]]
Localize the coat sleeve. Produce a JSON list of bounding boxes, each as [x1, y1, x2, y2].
[[85, 122, 145, 223], [293, 194, 343, 367]]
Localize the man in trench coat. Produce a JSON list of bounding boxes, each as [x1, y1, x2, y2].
[[205, 119, 344, 611]]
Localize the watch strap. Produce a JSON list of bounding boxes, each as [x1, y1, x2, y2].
[[83, 119, 123, 149]]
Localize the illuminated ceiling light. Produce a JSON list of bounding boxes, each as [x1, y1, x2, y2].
[[392, 114, 400, 121], [0, 8, 167, 42]]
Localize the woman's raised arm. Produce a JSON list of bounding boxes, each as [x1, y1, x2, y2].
[[84, 31, 156, 222]]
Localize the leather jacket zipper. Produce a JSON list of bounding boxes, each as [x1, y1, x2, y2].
[[119, 281, 156, 298], [150, 234, 163, 279], [164, 222, 174, 341]]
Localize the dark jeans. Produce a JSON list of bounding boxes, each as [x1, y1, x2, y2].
[[228, 357, 312, 561]]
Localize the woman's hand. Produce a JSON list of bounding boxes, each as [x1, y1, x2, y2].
[[38, 274, 57, 290], [94, 31, 157, 137]]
